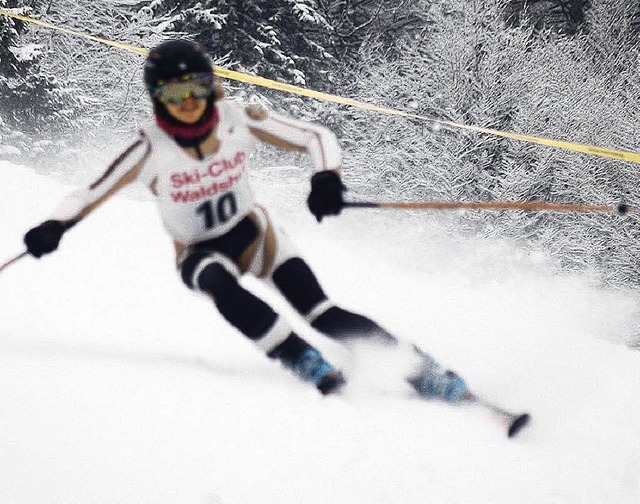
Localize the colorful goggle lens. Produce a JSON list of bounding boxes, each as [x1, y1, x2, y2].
[[151, 72, 214, 105]]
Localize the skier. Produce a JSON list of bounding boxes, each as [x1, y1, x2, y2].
[[23, 39, 468, 400]]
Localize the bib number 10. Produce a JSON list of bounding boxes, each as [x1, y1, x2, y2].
[[195, 193, 238, 230]]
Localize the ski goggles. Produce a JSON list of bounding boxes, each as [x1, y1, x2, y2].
[[150, 72, 215, 105]]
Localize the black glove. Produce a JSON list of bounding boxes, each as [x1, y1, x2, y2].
[[24, 220, 68, 258], [306, 170, 346, 222]]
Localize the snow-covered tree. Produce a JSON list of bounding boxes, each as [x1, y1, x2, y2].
[[338, 0, 640, 287], [506, 0, 589, 35], [132, 0, 385, 89], [22, 0, 157, 132], [0, 1, 78, 157]]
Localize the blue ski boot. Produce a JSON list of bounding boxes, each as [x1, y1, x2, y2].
[[407, 355, 468, 403], [290, 347, 346, 395]]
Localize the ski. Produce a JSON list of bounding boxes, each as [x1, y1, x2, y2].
[[462, 392, 531, 438]]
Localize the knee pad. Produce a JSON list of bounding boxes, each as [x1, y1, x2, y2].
[[180, 251, 210, 289], [181, 253, 278, 341], [271, 257, 328, 315], [197, 260, 237, 296], [180, 251, 241, 292]]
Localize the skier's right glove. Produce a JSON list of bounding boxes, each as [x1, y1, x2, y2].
[[24, 220, 69, 258], [306, 170, 346, 222]]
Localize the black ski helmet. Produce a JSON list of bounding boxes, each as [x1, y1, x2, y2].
[[143, 39, 213, 92], [143, 39, 218, 140]]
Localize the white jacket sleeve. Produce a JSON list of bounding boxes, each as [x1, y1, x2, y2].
[[50, 134, 151, 222], [242, 104, 342, 172]]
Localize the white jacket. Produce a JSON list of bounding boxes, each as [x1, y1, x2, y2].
[[50, 100, 342, 244]]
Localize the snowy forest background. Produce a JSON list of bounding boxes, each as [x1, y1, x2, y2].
[[2, 0, 640, 292]]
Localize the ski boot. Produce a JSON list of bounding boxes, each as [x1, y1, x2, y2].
[[290, 347, 346, 395], [407, 355, 468, 403]]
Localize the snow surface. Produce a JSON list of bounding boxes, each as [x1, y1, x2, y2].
[[1, 159, 640, 504]]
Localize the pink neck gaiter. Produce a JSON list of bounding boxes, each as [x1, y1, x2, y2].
[[155, 106, 219, 140]]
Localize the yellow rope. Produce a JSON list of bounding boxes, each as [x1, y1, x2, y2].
[[3, 9, 640, 163]]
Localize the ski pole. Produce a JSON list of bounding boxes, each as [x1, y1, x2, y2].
[[344, 200, 632, 214], [0, 251, 29, 273]]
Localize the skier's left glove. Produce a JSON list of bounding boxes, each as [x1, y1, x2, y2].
[[24, 220, 70, 258], [306, 170, 346, 222]]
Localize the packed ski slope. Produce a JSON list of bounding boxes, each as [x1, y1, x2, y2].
[[1, 158, 640, 504]]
